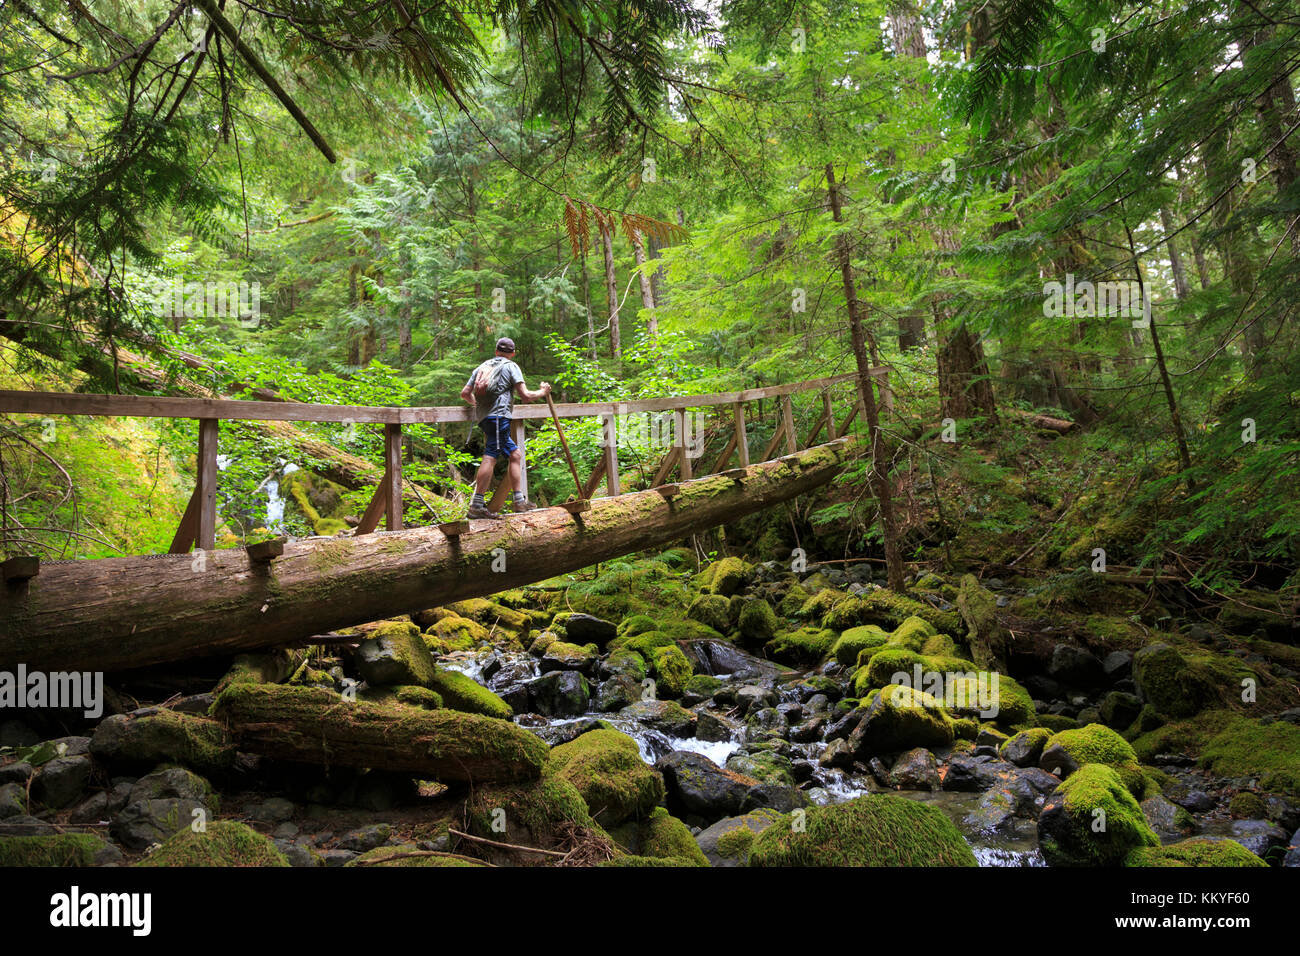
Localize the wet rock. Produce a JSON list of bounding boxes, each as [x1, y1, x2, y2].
[[977, 728, 1009, 749], [556, 613, 617, 647], [1102, 651, 1133, 679], [1001, 730, 1048, 768], [540, 641, 599, 675], [111, 768, 216, 850], [0, 782, 26, 819], [963, 788, 1021, 835], [32, 754, 94, 810], [596, 675, 641, 712], [679, 640, 780, 681], [848, 685, 954, 758], [1141, 794, 1195, 839], [1099, 691, 1143, 729], [735, 685, 779, 715], [824, 707, 865, 742], [598, 649, 647, 682], [1229, 820, 1288, 859], [697, 710, 741, 743], [656, 751, 755, 822], [1048, 644, 1104, 687], [1038, 743, 1080, 779], [338, 823, 393, 853], [527, 670, 591, 717], [818, 738, 855, 769], [0, 762, 34, 786], [694, 809, 782, 867], [487, 659, 536, 690], [943, 755, 1020, 793], [620, 700, 697, 738], [888, 748, 941, 791], [726, 750, 795, 787], [746, 707, 788, 738], [1168, 788, 1216, 813], [790, 716, 827, 743]]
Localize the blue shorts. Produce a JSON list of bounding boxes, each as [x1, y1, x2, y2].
[[480, 416, 517, 458]]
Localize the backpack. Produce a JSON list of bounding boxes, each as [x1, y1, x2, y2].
[[472, 357, 511, 401]]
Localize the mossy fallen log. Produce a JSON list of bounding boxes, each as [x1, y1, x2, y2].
[[211, 683, 547, 783], [1, 441, 852, 671]]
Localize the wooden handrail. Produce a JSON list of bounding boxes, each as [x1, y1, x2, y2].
[[0, 370, 882, 426]]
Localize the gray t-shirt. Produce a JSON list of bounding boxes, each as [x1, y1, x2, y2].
[[466, 357, 524, 422]]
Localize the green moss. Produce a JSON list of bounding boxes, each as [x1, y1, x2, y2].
[[921, 632, 957, 656], [687, 594, 731, 632], [684, 673, 722, 698], [363, 620, 437, 687], [425, 614, 491, 654], [447, 598, 529, 633], [426, 668, 513, 720], [1000, 727, 1051, 762], [889, 615, 938, 650], [738, 599, 779, 643], [603, 648, 648, 682], [862, 589, 961, 635], [613, 630, 678, 658], [617, 615, 659, 637], [715, 826, 756, 861], [650, 645, 693, 698], [1047, 724, 1145, 795], [777, 583, 811, 616], [1038, 764, 1160, 866], [698, 556, 751, 596], [546, 730, 665, 826], [798, 588, 849, 622], [1036, 713, 1079, 732], [749, 795, 976, 867], [1132, 711, 1300, 797], [832, 625, 890, 666], [766, 627, 838, 665], [137, 820, 290, 867], [529, 630, 559, 655], [462, 773, 599, 861], [94, 709, 236, 777], [0, 833, 106, 867], [1132, 642, 1219, 717], [395, 686, 443, 710], [1228, 791, 1266, 819], [952, 717, 980, 740], [1124, 837, 1268, 868], [854, 647, 927, 696], [852, 683, 955, 751], [345, 844, 486, 867], [637, 807, 708, 865]]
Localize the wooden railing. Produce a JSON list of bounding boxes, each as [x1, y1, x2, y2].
[[0, 368, 884, 557]]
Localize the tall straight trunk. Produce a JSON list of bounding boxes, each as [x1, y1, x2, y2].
[[581, 249, 596, 360], [1204, 125, 1266, 367], [602, 227, 621, 360], [398, 251, 412, 367], [1159, 206, 1190, 301], [826, 163, 905, 591], [631, 228, 657, 338]]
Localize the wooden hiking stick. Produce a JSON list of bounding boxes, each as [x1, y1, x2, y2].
[[545, 390, 586, 502]]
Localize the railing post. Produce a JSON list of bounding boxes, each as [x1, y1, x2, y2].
[[603, 413, 620, 496], [197, 417, 218, 551], [733, 401, 749, 467], [781, 395, 797, 455], [384, 424, 403, 531], [676, 408, 693, 480]]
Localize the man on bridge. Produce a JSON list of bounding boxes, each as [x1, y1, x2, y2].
[[461, 336, 551, 519]]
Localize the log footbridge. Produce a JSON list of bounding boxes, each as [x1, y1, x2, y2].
[[0, 370, 886, 671]]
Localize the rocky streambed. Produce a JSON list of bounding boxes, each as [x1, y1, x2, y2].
[[2, 553, 1298, 868]]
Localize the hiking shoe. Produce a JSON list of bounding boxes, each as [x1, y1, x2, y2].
[[467, 504, 502, 520], [510, 498, 540, 513]]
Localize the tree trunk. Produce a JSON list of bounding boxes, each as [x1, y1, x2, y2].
[[213, 683, 545, 783], [825, 163, 905, 591], [602, 227, 621, 359], [631, 228, 657, 338], [1159, 206, 1190, 301], [1, 441, 851, 671]]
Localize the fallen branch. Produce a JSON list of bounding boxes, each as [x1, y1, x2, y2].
[[448, 828, 567, 858]]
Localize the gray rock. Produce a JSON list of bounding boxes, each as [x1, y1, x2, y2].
[[338, 823, 393, 852], [595, 675, 640, 712], [679, 640, 780, 681], [1048, 644, 1105, 687], [888, 747, 942, 791], [1, 815, 53, 835], [817, 738, 855, 769], [0, 781, 27, 819], [273, 822, 299, 840], [1038, 743, 1080, 779], [110, 767, 216, 850], [319, 849, 358, 867], [619, 700, 696, 737], [657, 751, 752, 822], [1099, 691, 1143, 729], [1141, 794, 1195, 839], [526, 670, 590, 717], [0, 761, 34, 785], [275, 839, 322, 867], [696, 710, 741, 743], [558, 613, 617, 647], [740, 784, 808, 814], [69, 792, 109, 825], [1229, 819, 1288, 858], [1001, 731, 1047, 767], [735, 685, 779, 715], [1102, 650, 1133, 679], [1283, 828, 1300, 868], [694, 809, 782, 867], [33, 754, 94, 809], [250, 797, 296, 823]]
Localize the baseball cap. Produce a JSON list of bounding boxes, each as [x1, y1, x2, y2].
[[495, 337, 516, 353]]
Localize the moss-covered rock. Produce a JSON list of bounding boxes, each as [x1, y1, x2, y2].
[[749, 795, 976, 866], [738, 598, 779, 643], [687, 594, 731, 633], [137, 820, 290, 867], [650, 645, 694, 698], [546, 730, 664, 826], [617, 614, 659, 638], [1036, 764, 1160, 866], [1001, 727, 1052, 766], [602, 648, 648, 682], [541, 641, 599, 672], [425, 614, 491, 654], [777, 583, 811, 616], [890, 615, 937, 650], [460, 773, 599, 864], [1132, 642, 1218, 718], [637, 807, 709, 866], [0, 833, 111, 867], [854, 647, 928, 696], [1124, 837, 1268, 868], [945, 674, 1036, 729], [700, 556, 753, 596], [1044, 724, 1145, 795], [850, 684, 955, 754], [356, 621, 437, 687], [447, 598, 529, 632], [425, 667, 513, 720], [1132, 711, 1300, 797], [798, 588, 849, 622], [345, 844, 486, 867], [91, 710, 236, 777], [529, 630, 560, 655], [832, 625, 891, 666], [862, 588, 961, 635], [765, 627, 837, 665]]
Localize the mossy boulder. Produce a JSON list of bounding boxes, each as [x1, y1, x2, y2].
[[137, 820, 289, 867], [765, 626, 837, 665], [425, 614, 490, 654], [749, 795, 976, 866], [946, 674, 1036, 729], [849, 684, 955, 755], [832, 625, 891, 666], [356, 621, 437, 687], [862, 588, 961, 635], [777, 583, 811, 616], [738, 599, 779, 643], [425, 668, 513, 720], [683, 673, 722, 699], [460, 773, 600, 864], [612, 630, 677, 658], [650, 645, 694, 698], [0, 833, 113, 867], [1132, 711, 1300, 796], [890, 615, 937, 650], [1043, 724, 1145, 795], [798, 588, 848, 622], [541, 641, 599, 673], [854, 647, 927, 696], [687, 594, 731, 633], [633, 806, 709, 866], [447, 598, 529, 634], [1037, 764, 1160, 866], [1124, 837, 1268, 868], [602, 648, 648, 682], [1001, 728, 1052, 766], [1132, 642, 1218, 718], [91, 710, 236, 777], [921, 632, 958, 657], [699, 556, 753, 596], [617, 615, 659, 638], [546, 730, 664, 826], [345, 844, 486, 867]]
